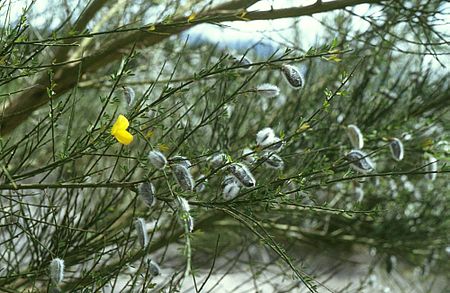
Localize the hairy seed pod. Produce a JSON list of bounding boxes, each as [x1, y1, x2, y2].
[[195, 175, 207, 193], [49, 258, 64, 285], [355, 186, 364, 202], [256, 83, 280, 98], [347, 124, 364, 149], [172, 164, 194, 191], [424, 154, 438, 180], [177, 196, 190, 212], [139, 182, 156, 207], [148, 150, 167, 170], [147, 109, 157, 119], [135, 218, 148, 248], [262, 153, 284, 170], [222, 175, 240, 187], [232, 55, 252, 70], [229, 163, 256, 188], [209, 153, 227, 168], [186, 215, 194, 232], [122, 86, 135, 106], [346, 150, 374, 173], [223, 183, 240, 200], [242, 148, 257, 164], [389, 138, 404, 161], [145, 259, 161, 277], [256, 127, 275, 146], [264, 136, 284, 153], [281, 64, 304, 88], [171, 155, 192, 169]]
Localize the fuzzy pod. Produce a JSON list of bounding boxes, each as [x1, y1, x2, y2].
[[228, 163, 256, 188], [281, 64, 304, 88], [122, 86, 135, 106], [242, 148, 257, 165], [139, 182, 156, 207], [264, 136, 284, 153], [49, 258, 64, 285], [346, 124, 364, 149], [145, 259, 161, 277], [135, 218, 148, 248], [209, 153, 227, 168], [177, 196, 190, 212], [195, 175, 207, 193], [148, 150, 167, 170], [172, 164, 194, 191], [186, 215, 194, 232], [389, 138, 404, 161], [171, 155, 192, 169], [223, 183, 240, 200], [256, 83, 280, 98], [424, 154, 438, 181], [355, 186, 365, 202], [346, 150, 374, 173], [232, 55, 252, 70], [262, 153, 284, 170], [147, 109, 157, 119], [256, 127, 275, 146]]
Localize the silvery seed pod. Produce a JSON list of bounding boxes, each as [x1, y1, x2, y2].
[[346, 150, 374, 173], [147, 109, 156, 119], [424, 154, 438, 181], [256, 127, 275, 146], [122, 86, 135, 106], [389, 138, 404, 161], [355, 186, 364, 202], [209, 153, 227, 168], [49, 258, 64, 285], [229, 163, 256, 188], [172, 164, 194, 191], [148, 150, 167, 170], [139, 182, 156, 207], [134, 218, 148, 248], [242, 148, 257, 164], [264, 136, 284, 153], [262, 153, 284, 170], [195, 175, 207, 193], [186, 215, 194, 232], [177, 196, 190, 212], [223, 183, 240, 200], [171, 155, 192, 169], [232, 55, 252, 70], [347, 124, 364, 149], [256, 83, 280, 98], [281, 64, 304, 88], [222, 175, 240, 187], [145, 259, 161, 277]]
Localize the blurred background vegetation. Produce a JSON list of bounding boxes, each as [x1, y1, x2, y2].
[[0, 0, 449, 292]]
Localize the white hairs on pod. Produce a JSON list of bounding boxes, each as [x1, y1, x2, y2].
[[223, 183, 240, 200], [346, 150, 375, 173], [148, 150, 167, 170], [228, 163, 256, 188], [49, 258, 64, 285], [171, 155, 192, 169], [424, 154, 438, 181], [195, 174, 207, 193], [209, 153, 228, 168], [389, 138, 404, 161], [134, 218, 148, 248], [172, 164, 194, 191], [231, 55, 252, 70], [139, 182, 156, 207], [256, 127, 275, 146], [242, 148, 257, 164], [122, 86, 135, 106], [256, 83, 280, 98], [145, 258, 161, 277], [281, 64, 304, 88], [347, 124, 364, 149], [262, 153, 284, 170]]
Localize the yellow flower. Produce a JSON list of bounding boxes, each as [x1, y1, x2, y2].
[[111, 114, 133, 145]]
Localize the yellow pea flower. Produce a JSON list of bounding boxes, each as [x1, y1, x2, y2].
[[111, 114, 133, 145]]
